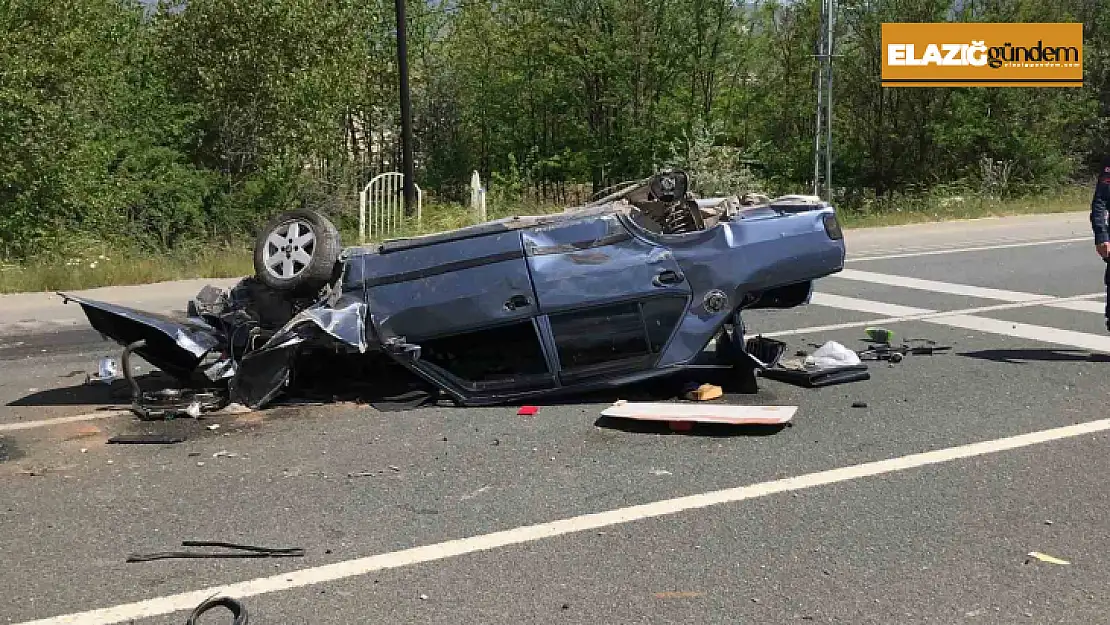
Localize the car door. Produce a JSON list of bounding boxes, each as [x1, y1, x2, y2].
[[521, 213, 693, 385], [358, 227, 555, 397]]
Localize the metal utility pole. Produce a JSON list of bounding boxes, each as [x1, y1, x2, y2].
[[825, 0, 834, 201], [813, 0, 835, 201], [395, 0, 416, 214], [813, 31, 823, 198]]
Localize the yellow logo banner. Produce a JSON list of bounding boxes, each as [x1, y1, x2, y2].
[[881, 22, 1083, 87]]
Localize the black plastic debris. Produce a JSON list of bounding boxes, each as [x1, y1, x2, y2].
[[744, 336, 788, 368], [760, 364, 871, 388], [107, 434, 186, 445], [752, 339, 871, 388], [186, 596, 249, 625], [857, 339, 951, 363], [370, 389, 439, 412]]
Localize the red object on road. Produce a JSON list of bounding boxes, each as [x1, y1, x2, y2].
[[517, 406, 539, 415]]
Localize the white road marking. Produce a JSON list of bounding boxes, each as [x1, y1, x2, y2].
[[906, 314, 1110, 352], [835, 269, 1048, 302], [846, 237, 1088, 262], [17, 415, 1110, 625], [812, 292, 928, 317], [1048, 299, 1107, 314], [807, 293, 1110, 353], [834, 269, 1107, 315], [759, 291, 1104, 339], [0, 410, 129, 433]]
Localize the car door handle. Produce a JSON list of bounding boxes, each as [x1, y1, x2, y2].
[[652, 270, 685, 287], [504, 294, 532, 311]]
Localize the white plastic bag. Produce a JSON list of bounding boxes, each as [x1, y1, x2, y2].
[[85, 356, 120, 384], [804, 341, 861, 370], [98, 357, 119, 379]]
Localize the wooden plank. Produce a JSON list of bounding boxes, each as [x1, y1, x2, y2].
[[600, 401, 797, 425]]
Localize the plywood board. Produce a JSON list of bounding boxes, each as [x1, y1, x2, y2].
[[600, 401, 797, 425]]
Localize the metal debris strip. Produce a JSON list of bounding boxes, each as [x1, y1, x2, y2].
[[107, 434, 185, 445], [126, 541, 305, 563], [857, 339, 951, 363]]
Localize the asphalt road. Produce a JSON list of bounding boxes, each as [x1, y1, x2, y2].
[[3, 212, 1108, 625]]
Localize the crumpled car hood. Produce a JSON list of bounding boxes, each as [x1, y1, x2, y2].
[[60, 287, 370, 409], [59, 293, 223, 383]]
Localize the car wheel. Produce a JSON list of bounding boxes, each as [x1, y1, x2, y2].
[[253, 208, 342, 294]]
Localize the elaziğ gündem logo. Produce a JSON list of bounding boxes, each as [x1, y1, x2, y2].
[[882, 22, 1083, 87]]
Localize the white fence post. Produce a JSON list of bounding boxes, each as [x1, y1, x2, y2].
[[470, 170, 487, 222], [470, 170, 481, 210], [358, 187, 367, 244]]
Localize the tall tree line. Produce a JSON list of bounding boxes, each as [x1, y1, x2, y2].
[[0, 0, 1106, 258]]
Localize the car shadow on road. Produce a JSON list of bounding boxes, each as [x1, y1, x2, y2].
[[960, 348, 1110, 365], [6, 372, 175, 408], [5, 357, 794, 443], [536, 368, 759, 407], [560, 369, 793, 438], [592, 415, 790, 438]]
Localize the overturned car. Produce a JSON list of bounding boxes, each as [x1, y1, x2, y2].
[[62, 169, 846, 412]]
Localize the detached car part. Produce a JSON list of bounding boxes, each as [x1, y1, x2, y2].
[[121, 340, 228, 420], [61, 169, 847, 409], [759, 364, 871, 388], [128, 541, 305, 563], [857, 340, 952, 362], [185, 597, 248, 625]]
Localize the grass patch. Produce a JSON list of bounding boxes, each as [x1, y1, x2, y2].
[[0, 244, 253, 294], [838, 185, 1090, 228], [0, 185, 1093, 294]]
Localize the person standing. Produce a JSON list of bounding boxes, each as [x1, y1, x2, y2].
[[1091, 155, 1110, 329]]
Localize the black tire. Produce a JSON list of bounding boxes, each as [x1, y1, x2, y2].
[[253, 208, 342, 294]]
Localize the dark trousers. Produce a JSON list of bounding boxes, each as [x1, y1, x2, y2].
[[1105, 259, 1110, 328]]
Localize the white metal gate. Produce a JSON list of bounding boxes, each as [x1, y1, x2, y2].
[[358, 172, 423, 243]]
